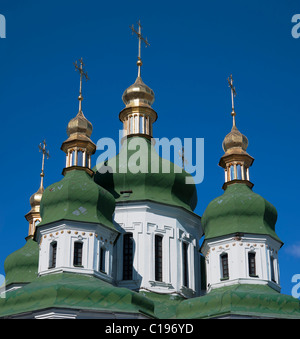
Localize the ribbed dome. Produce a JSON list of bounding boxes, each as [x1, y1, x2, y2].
[[202, 183, 282, 243], [4, 239, 39, 286], [122, 76, 155, 108], [38, 170, 116, 231], [93, 137, 197, 212], [222, 125, 248, 153], [67, 111, 93, 138]]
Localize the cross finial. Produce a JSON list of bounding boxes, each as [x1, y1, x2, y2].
[[227, 74, 237, 127], [38, 140, 50, 189], [130, 20, 150, 78], [74, 58, 89, 113], [179, 147, 188, 170]]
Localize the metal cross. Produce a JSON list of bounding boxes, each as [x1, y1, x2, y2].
[[38, 140, 50, 188], [130, 20, 150, 77], [179, 147, 188, 170], [227, 74, 237, 125], [74, 58, 89, 111]]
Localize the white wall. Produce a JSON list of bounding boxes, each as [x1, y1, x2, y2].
[[113, 201, 203, 297]]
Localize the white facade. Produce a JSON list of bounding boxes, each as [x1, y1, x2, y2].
[[34, 201, 204, 298], [36, 220, 119, 283], [201, 233, 281, 292], [113, 201, 203, 297]]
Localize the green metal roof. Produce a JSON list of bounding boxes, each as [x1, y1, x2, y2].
[[139, 291, 184, 319], [0, 273, 155, 318], [38, 170, 117, 231], [93, 137, 198, 213], [4, 239, 38, 287], [176, 284, 300, 319], [202, 183, 282, 243]]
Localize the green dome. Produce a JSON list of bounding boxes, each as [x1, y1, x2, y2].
[[4, 239, 39, 286], [39, 170, 116, 231], [93, 137, 197, 212], [202, 183, 282, 243]]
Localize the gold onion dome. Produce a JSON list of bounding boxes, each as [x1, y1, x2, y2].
[[222, 124, 249, 154], [67, 110, 93, 139], [29, 184, 44, 212], [122, 76, 155, 108]]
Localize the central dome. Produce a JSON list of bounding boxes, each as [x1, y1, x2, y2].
[[93, 137, 197, 212], [122, 76, 155, 108]]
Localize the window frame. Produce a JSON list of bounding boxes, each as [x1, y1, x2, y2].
[[220, 253, 229, 280], [155, 235, 163, 282], [49, 241, 57, 269], [122, 233, 134, 280], [73, 241, 83, 267]]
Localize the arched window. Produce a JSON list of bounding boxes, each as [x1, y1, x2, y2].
[[220, 253, 229, 280], [99, 247, 106, 273], [270, 256, 276, 282], [182, 242, 189, 288], [49, 242, 57, 269], [71, 151, 76, 166], [123, 233, 133, 280], [236, 164, 242, 180], [230, 166, 235, 181], [155, 235, 163, 282], [73, 242, 83, 267], [77, 150, 83, 166], [248, 252, 256, 277], [139, 115, 144, 134]]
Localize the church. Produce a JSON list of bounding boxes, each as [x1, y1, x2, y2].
[[0, 22, 300, 319]]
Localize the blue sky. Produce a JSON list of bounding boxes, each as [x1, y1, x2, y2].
[[0, 0, 299, 296]]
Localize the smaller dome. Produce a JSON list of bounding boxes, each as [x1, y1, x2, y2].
[[29, 186, 44, 212], [39, 170, 116, 231], [202, 183, 282, 244], [67, 111, 93, 138], [122, 76, 155, 107], [4, 239, 39, 286], [222, 125, 248, 153]]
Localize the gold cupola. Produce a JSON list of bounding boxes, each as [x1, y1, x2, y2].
[[219, 75, 254, 190], [25, 140, 49, 240], [61, 58, 96, 176], [119, 21, 157, 140]]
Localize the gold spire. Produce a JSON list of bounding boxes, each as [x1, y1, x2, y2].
[[38, 140, 50, 189], [25, 140, 50, 240], [74, 58, 89, 113], [130, 20, 150, 78], [119, 21, 157, 140], [227, 74, 237, 127], [219, 75, 254, 190], [61, 59, 96, 176]]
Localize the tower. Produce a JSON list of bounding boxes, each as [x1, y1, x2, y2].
[[35, 60, 119, 281], [119, 21, 157, 140], [94, 21, 203, 297], [219, 75, 254, 190], [61, 58, 96, 176], [25, 140, 49, 240], [201, 76, 283, 293]]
